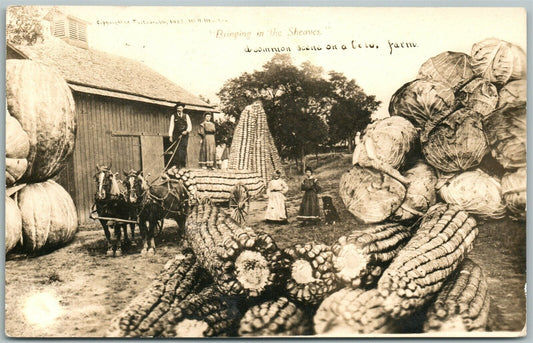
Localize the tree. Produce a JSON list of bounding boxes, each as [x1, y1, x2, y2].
[[214, 116, 235, 146], [327, 72, 382, 151], [6, 6, 44, 46], [217, 54, 331, 172]]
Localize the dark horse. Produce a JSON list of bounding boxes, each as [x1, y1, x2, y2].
[[93, 165, 134, 256], [130, 171, 190, 255]]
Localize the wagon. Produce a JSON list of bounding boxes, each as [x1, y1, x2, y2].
[[167, 168, 266, 224], [88, 167, 266, 232]]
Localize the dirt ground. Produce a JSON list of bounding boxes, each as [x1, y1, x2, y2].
[[4, 154, 526, 337]]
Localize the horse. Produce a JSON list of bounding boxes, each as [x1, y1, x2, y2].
[[122, 169, 145, 241], [135, 171, 190, 256], [93, 164, 134, 257]]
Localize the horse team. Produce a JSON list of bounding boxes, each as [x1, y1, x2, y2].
[[93, 165, 189, 257]]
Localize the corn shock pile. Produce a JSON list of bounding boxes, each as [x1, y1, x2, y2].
[[228, 101, 284, 185]]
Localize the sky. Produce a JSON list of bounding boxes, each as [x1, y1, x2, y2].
[[51, 6, 526, 119]]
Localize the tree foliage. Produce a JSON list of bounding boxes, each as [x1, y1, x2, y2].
[[214, 116, 236, 146], [6, 6, 44, 46], [327, 71, 382, 149], [217, 54, 381, 171]]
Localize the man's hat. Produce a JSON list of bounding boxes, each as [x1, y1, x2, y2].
[[175, 103, 185, 110]]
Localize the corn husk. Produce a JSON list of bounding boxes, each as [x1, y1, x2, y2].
[[228, 101, 283, 186], [392, 161, 438, 222], [417, 51, 475, 91], [339, 165, 406, 224], [498, 79, 527, 109], [456, 78, 499, 117], [439, 169, 506, 219], [483, 103, 526, 170], [353, 116, 418, 173], [422, 108, 488, 173], [501, 167, 526, 221], [471, 38, 526, 84], [389, 79, 455, 135]]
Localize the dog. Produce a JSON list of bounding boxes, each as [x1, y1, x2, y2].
[[322, 196, 340, 225]]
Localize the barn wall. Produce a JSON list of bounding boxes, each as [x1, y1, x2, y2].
[[56, 92, 202, 224]]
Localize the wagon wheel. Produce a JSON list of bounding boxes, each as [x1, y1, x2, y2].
[[229, 183, 249, 224]]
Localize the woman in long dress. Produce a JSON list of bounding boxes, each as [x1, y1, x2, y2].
[[199, 113, 216, 169], [297, 167, 321, 224], [265, 170, 289, 223]]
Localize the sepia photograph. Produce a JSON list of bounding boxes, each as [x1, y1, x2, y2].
[[4, 5, 527, 338]]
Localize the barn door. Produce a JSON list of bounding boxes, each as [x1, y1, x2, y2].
[[140, 136, 164, 183]]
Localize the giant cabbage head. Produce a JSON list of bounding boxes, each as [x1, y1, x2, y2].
[[389, 79, 455, 137], [456, 78, 499, 117], [422, 108, 488, 173], [417, 51, 474, 91], [439, 169, 506, 219], [501, 167, 526, 221], [353, 116, 418, 171], [498, 79, 527, 109], [471, 38, 526, 84], [483, 102, 526, 169]]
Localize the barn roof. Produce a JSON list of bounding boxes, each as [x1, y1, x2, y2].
[[9, 38, 214, 111]]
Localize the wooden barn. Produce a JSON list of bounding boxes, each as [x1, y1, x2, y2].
[[7, 11, 214, 223]]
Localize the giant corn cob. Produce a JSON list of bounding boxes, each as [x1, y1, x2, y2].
[[377, 203, 478, 319], [314, 288, 396, 335], [106, 252, 207, 337], [165, 167, 198, 199], [167, 167, 264, 203], [283, 242, 339, 306], [185, 202, 288, 298], [158, 285, 242, 337], [228, 101, 283, 185], [238, 297, 312, 336], [423, 259, 490, 333], [331, 223, 413, 289]]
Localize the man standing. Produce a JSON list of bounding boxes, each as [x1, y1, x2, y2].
[[168, 103, 192, 169]]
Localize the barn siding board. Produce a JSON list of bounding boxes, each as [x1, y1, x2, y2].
[[85, 95, 97, 222], [76, 95, 87, 223], [75, 94, 90, 223]]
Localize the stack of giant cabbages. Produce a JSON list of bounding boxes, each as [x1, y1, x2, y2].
[[342, 38, 526, 224]]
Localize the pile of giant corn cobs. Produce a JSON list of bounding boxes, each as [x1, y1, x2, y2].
[[107, 200, 490, 337], [106, 38, 524, 337]]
